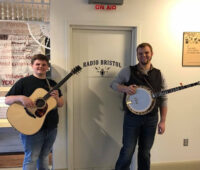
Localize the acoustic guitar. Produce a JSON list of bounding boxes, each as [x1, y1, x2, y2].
[[7, 65, 82, 135]]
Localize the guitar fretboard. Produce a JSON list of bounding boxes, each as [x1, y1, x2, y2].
[[153, 81, 200, 98], [42, 65, 82, 100], [43, 72, 73, 100]]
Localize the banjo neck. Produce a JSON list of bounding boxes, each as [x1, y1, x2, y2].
[[126, 81, 200, 115], [153, 81, 200, 98]]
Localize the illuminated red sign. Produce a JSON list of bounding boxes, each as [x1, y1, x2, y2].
[[95, 4, 116, 10], [89, 0, 123, 5]]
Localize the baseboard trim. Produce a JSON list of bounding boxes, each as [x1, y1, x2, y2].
[[54, 161, 200, 170], [0, 152, 52, 168], [152, 160, 200, 170]]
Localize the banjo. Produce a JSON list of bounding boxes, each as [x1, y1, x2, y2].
[[126, 81, 200, 115]]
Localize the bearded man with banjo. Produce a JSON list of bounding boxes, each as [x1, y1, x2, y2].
[[110, 42, 168, 170]]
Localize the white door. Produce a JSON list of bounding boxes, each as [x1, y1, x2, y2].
[[70, 26, 136, 170]]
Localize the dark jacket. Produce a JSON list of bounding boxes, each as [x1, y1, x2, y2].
[[123, 65, 162, 116]]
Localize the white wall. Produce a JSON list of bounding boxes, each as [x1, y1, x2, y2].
[[50, 0, 200, 169]]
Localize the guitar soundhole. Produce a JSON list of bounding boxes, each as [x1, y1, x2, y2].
[[35, 98, 48, 117], [35, 103, 48, 118], [35, 98, 46, 108]]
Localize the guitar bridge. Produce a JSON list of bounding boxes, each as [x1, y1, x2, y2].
[[24, 107, 36, 119]]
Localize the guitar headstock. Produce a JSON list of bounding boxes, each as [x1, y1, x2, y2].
[[71, 65, 82, 75]]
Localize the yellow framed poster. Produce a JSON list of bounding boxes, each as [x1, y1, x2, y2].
[[183, 32, 200, 66]]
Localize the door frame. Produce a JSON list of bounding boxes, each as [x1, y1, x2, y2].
[[67, 25, 137, 170]]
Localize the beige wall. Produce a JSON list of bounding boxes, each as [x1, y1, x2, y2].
[[50, 0, 200, 169]]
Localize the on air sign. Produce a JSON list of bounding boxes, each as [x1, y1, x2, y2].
[[95, 4, 116, 10], [89, 0, 123, 10], [89, 0, 123, 5]]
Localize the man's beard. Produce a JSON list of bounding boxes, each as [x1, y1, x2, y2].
[[140, 59, 150, 65], [141, 56, 152, 65]]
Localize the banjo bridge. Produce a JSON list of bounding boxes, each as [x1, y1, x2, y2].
[[126, 97, 139, 105], [126, 100, 132, 105]]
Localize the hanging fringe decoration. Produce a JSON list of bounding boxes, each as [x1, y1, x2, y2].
[[0, 0, 50, 22]]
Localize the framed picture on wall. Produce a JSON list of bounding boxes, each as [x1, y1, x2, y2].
[[182, 32, 200, 66]]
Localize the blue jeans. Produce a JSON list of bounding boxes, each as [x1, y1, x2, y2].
[[115, 112, 158, 170], [20, 128, 57, 170]]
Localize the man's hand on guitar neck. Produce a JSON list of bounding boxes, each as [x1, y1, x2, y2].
[[50, 90, 59, 101], [50, 90, 64, 107]]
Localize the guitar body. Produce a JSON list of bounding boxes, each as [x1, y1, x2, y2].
[[6, 65, 82, 135], [7, 88, 57, 135]]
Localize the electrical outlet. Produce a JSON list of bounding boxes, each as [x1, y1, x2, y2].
[[183, 139, 189, 146]]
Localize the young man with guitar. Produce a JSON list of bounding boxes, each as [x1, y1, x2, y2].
[[110, 43, 168, 170], [5, 54, 64, 170]]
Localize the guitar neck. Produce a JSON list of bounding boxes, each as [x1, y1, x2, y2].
[[153, 81, 200, 98], [43, 72, 73, 100]]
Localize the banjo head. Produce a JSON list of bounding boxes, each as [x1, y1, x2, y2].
[[126, 86, 156, 115]]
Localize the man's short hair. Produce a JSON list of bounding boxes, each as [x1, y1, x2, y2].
[[136, 43, 153, 53], [31, 54, 50, 66]]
